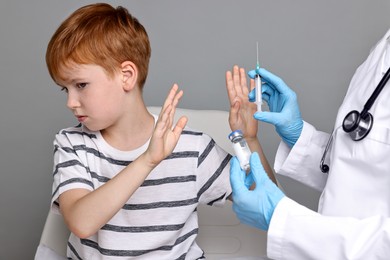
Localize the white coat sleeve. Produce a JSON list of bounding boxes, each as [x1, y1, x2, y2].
[[274, 121, 330, 191], [267, 197, 390, 260]]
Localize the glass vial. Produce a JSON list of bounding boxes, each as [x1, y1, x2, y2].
[[228, 130, 251, 171]]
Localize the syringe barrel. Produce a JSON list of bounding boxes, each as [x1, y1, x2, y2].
[[255, 74, 262, 112]]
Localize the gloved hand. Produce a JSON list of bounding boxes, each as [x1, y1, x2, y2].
[[244, 171, 254, 189], [230, 152, 285, 231], [248, 68, 303, 147]]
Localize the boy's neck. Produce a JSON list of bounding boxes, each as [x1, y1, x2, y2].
[[101, 102, 155, 151]]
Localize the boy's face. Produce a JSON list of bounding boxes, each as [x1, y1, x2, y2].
[[57, 64, 128, 131]]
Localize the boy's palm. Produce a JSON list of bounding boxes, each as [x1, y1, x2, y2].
[[148, 112, 187, 165], [146, 84, 188, 167]]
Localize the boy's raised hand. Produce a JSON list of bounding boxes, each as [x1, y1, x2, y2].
[[226, 66, 276, 184], [226, 65, 258, 140], [145, 84, 188, 167]]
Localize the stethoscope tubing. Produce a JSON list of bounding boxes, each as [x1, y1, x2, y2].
[[362, 66, 390, 118], [321, 66, 390, 173]]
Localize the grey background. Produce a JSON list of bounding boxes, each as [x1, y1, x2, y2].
[[1, 0, 389, 259]]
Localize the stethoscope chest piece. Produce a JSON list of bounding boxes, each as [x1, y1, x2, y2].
[[342, 110, 373, 141], [320, 65, 390, 173]]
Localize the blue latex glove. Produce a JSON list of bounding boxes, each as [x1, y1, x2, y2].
[[244, 171, 254, 189], [230, 152, 284, 231], [248, 68, 303, 147]]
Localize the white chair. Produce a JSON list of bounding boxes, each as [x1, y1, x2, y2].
[[35, 107, 268, 260]]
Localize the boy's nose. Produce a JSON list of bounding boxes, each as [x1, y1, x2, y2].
[[66, 92, 81, 110]]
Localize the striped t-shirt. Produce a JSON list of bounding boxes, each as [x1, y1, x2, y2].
[[51, 121, 232, 259]]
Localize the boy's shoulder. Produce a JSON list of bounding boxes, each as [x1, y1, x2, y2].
[[55, 124, 98, 144], [57, 124, 94, 136], [176, 125, 214, 149], [181, 125, 209, 138], [181, 125, 204, 136]]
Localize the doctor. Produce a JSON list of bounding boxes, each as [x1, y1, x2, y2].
[[229, 28, 390, 259]]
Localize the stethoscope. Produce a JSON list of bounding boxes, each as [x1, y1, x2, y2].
[[320, 66, 390, 173]]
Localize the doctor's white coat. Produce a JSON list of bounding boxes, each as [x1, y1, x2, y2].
[[267, 29, 390, 260]]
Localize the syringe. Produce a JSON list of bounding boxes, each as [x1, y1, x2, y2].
[[255, 42, 263, 112]]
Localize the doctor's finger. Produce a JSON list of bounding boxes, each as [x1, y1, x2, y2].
[[244, 171, 255, 189], [262, 92, 270, 104], [248, 81, 267, 100], [248, 88, 255, 102], [262, 84, 277, 99], [248, 69, 257, 79], [249, 81, 276, 101], [249, 152, 268, 186], [257, 68, 293, 95], [230, 157, 247, 193], [254, 111, 283, 126]]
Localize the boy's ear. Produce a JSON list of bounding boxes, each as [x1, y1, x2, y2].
[[121, 61, 138, 91]]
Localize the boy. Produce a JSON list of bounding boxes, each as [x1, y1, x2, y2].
[[47, 3, 234, 259], [47, 3, 274, 259]]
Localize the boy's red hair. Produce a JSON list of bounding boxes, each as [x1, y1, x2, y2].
[[46, 3, 151, 89]]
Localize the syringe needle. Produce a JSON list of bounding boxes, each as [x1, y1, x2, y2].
[[255, 41, 262, 112], [256, 42, 260, 69]]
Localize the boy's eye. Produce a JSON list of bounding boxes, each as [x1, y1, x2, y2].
[[60, 87, 68, 93], [76, 83, 87, 89]]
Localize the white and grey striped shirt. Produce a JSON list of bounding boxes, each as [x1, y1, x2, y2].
[[51, 122, 232, 259]]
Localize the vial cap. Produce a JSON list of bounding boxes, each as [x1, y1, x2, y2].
[[228, 130, 244, 141]]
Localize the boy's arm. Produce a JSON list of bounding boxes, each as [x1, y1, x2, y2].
[[225, 66, 275, 184], [59, 84, 188, 239]]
